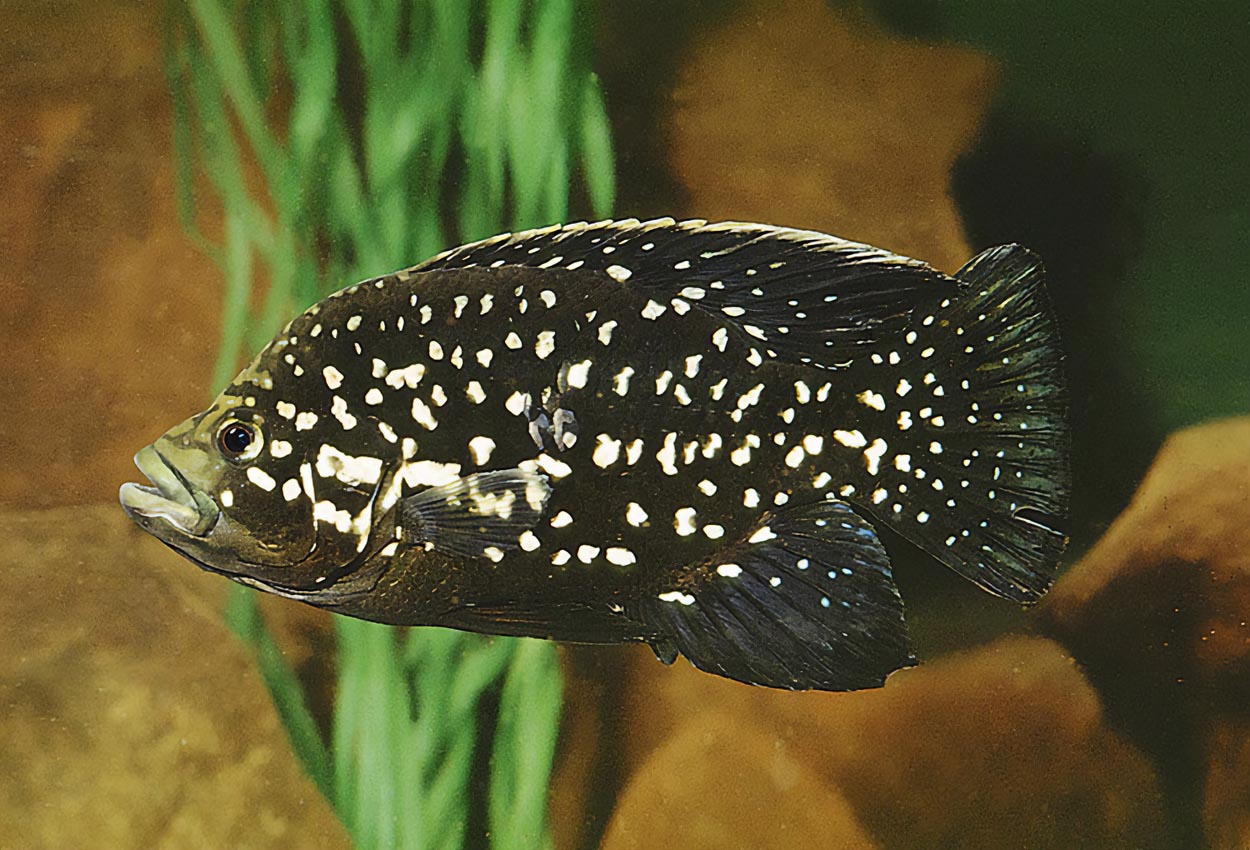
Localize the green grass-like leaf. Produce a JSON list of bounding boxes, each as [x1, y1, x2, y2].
[[168, 1, 615, 847]]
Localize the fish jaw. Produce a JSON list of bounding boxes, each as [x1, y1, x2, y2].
[[119, 444, 219, 538]]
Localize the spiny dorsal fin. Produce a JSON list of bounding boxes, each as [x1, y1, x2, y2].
[[639, 498, 914, 691], [412, 219, 957, 368]]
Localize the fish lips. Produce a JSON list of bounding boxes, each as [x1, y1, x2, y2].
[[119, 445, 219, 538]]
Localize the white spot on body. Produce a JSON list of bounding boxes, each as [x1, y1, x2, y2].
[[536, 454, 573, 479], [613, 366, 635, 397], [566, 360, 592, 389], [385, 363, 426, 389], [331, 395, 358, 430], [656, 433, 679, 475], [605, 547, 636, 567], [468, 436, 496, 465], [674, 507, 697, 536], [655, 370, 674, 395], [658, 590, 695, 606], [247, 467, 276, 492], [592, 434, 622, 468], [748, 526, 776, 544], [702, 433, 723, 458], [410, 397, 438, 431], [857, 390, 886, 411], [535, 330, 556, 359], [625, 439, 644, 465], [863, 438, 888, 475], [322, 365, 344, 390], [505, 391, 529, 416], [834, 429, 867, 448], [641, 299, 666, 320], [317, 444, 384, 486]]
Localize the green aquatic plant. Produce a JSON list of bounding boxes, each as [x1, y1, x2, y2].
[[166, 1, 613, 846]]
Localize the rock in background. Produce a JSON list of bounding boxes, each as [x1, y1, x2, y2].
[[0, 506, 351, 850], [1041, 418, 1250, 850], [579, 3, 1246, 850], [0, 1, 347, 847]]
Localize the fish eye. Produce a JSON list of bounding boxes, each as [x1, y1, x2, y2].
[[217, 420, 262, 462]]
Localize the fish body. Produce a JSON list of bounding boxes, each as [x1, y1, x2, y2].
[[121, 219, 1069, 691]]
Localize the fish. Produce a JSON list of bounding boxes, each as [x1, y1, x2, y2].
[[120, 218, 1069, 692]]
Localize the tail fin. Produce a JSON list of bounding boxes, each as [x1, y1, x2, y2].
[[850, 244, 1070, 602]]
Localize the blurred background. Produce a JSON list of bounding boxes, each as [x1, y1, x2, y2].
[[2, 1, 1247, 849]]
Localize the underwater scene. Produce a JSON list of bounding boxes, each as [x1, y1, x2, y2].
[[3, 1, 1248, 848]]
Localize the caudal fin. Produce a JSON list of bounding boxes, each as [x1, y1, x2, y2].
[[849, 244, 1070, 602]]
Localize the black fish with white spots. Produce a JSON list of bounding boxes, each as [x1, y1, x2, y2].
[[120, 219, 1070, 691]]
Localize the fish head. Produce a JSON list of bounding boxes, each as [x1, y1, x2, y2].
[[119, 392, 331, 587]]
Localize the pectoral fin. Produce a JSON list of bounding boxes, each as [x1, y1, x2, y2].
[[398, 468, 552, 559]]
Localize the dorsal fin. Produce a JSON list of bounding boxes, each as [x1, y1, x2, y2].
[[411, 219, 957, 368]]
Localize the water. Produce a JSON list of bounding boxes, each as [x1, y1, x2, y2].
[[3, 1, 1247, 849]]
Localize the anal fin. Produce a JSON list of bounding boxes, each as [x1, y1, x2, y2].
[[639, 499, 914, 691]]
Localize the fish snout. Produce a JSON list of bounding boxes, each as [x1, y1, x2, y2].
[[119, 445, 217, 536]]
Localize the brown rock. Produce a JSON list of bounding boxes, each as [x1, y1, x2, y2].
[[0, 0, 220, 510], [616, 636, 1165, 850], [0, 505, 351, 850], [586, 9, 1169, 849], [1042, 417, 1250, 682], [668, 0, 997, 272], [1205, 718, 1250, 850], [1040, 417, 1250, 849], [601, 710, 878, 850]]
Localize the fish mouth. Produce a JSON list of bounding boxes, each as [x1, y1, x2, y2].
[[119, 445, 219, 537]]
